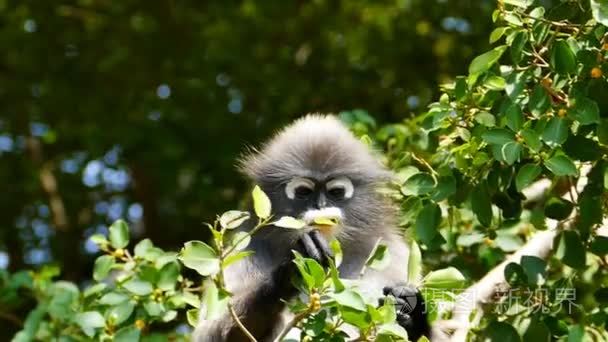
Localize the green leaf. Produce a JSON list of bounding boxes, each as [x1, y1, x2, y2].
[[415, 202, 441, 245], [401, 172, 436, 196], [485, 76, 506, 90], [567, 324, 586, 342], [83, 283, 107, 297], [74, 311, 105, 337], [471, 183, 492, 227], [555, 231, 586, 269], [157, 261, 180, 291], [521, 255, 546, 286], [482, 128, 515, 145], [485, 321, 522, 342], [501, 142, 522, 165], [423, 267, 466, 289], [273, 216, 306, 229], [365, 243, 390, 271], [179, 241, 220, 276], [521, 128, 542, 151], [109, 220, 130, 249], [122, 279, 153, 296], [505, 103, 523, 131], [510, 30, 528, 64], [430, 174, 456, 201], [570, 97, 600, 125], [475, 111, 496, 127], [407, 240, 422, 284], [454, 76, 468, 100], [134, 239, 153, 258], [230, 231, 251, 251], [599, 119, 608, 145], [305, 258, 326, 289], [590, 236, 608, 256], [528, 85, 551, 117], [544, 155, 577, 176], [591, 0, 608, 26], [99, 292, 129, 305], [542, 117, 569, 146], [490, 27, 508, 43], [377, 323, 409, 339], [252, 185, 271, 219], [550, 40, 577, 74], [469, 46, 507, 75], [186, 309, 199, 327], [219, 210, 250, 229], [202, 281, 229, 320], [330, 289, 366, 311], [48, 282, 79, 320], [516, 164, 542, 191], [504, 262, 528, 286], [106, 301, 135, 325], [330, 239, 343, 267], [93, 255, 114, 281], [544, 197, 574, 220], [89, 234, 108, 246], [223, 250, 254, 267], [114, 326, 141, 342]]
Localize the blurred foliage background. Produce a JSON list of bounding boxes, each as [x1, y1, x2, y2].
[[0, 0, 495, 337]]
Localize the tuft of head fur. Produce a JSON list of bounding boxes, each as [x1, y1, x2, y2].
[[239, 114, 391, 186]]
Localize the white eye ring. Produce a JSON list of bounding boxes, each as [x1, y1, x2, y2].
[[285, 177, 315, 200], [326, 177, 354, 199]]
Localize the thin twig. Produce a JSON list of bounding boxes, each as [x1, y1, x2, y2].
[[228, 303, 258, 342], [273, 309, 313, 342]]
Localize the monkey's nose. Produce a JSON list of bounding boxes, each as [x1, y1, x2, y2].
[[314, 192, 327, 209]]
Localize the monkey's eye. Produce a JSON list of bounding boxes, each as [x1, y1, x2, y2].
[[326, 177, 354, 200], [285, 177, 315, 200]]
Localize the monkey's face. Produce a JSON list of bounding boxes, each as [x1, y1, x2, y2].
[[241, 115, 393, 241], [264, 174, 376, 239]]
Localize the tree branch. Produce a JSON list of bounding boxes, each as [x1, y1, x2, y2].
[[434, 166, 593, 341]]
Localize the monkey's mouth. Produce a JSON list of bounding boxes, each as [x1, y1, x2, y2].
[[302, 207, 342, 235]]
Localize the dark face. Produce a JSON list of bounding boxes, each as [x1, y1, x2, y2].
[[263, 175, 355, 224]]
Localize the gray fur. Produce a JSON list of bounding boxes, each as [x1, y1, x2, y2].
[[194, 114, 410, 341]]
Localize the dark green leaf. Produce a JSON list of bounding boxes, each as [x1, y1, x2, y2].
[[550, 40, 577, 74], [521, 255, 546, 285], [555, 231, 586, 269], [482, 128, 515, 145], [516, 164, 542, 191], [484, 321, 521, 342], [542, 117, 569, 146], [469, 46, 507, 75], [505, 102, 523, 131], [528, 85, 551, 117], [402, 173, 436, 196], [415, 202, 441, 245], [569, 97, 600, 125], [471, 183, 492, 227], [544, 155, 577, 176]]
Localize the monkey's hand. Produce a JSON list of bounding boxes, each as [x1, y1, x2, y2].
[[272, 230, 333, 299], [296, 229, 334, 266], [380, 284, 430, 342]]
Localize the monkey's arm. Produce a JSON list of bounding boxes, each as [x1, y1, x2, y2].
[[193, 261, 296, 342], [359, 238, 430, 341]]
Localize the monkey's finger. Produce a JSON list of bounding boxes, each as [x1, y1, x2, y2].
[[298, 233, 323, 263], [309, 230, 332, 265]]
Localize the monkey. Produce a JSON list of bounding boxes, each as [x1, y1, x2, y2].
[[193, 114, 430, 341]]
